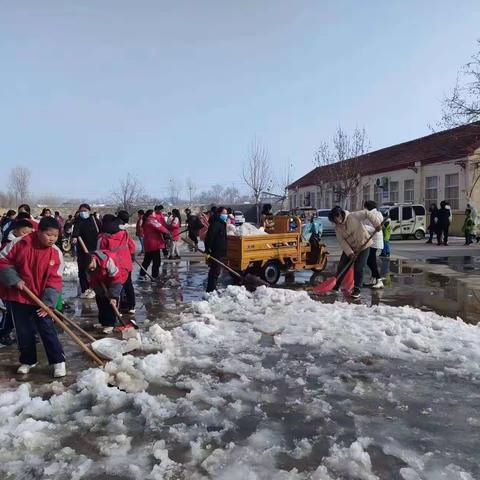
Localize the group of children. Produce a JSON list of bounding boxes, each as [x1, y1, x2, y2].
[[0, 202, 161, 378]]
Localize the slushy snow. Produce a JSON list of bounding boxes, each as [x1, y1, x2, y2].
[[0, 286, 479, 479]]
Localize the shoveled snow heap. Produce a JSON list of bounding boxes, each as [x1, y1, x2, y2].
[[1, 286, 479, 479]]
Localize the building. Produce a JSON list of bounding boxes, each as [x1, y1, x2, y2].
[[288, 122, 480, 232]]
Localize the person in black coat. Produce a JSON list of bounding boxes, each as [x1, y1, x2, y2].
[[426, 204, 438, 244], [436, 200, 451, 246], [71, 203, 101, 296], [204, 206, 228, 293]]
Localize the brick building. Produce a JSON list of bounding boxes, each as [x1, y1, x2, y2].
[[288, 122, 480, 232]]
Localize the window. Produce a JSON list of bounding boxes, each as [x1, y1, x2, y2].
[[374, 185, 382, 205], [311, 191, 316, 208], [445, 173, 459, 209], [413, 205, 426, 216], [404, 179, 414, 203], [304, 192, 311, 207], [425, 176, 438, 207], [402, 206, 413, 220], [363, 185, 371, 204], [389, 207, 399, 221], [389, 181, 399, 203]]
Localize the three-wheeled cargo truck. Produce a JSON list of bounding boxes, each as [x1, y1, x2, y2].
[[226, 216, 328, 285]]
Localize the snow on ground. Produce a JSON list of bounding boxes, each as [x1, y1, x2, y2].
[[63, 260, 78, 280], [1, 286, 479, 479]]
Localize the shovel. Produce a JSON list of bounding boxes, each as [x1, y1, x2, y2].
[[313, 220, 385, 295], [182, 238, 268, 288], [77, 236, 139, 330], [22, 286, 105, 367]]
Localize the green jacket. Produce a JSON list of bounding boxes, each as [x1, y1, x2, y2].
[[382, 222, 392, 241], [462, 216, 475, 234]]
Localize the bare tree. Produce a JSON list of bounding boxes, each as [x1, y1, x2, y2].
[[314, 127, 369, 209], [438, 40, 480, 128], [111, 173, 145, 213], [224, 185, 240, 204], [185, 178, 196, 205], [8, 166, 31, 205], [242, 138, 272, 222], [168, 178, 181, 205]]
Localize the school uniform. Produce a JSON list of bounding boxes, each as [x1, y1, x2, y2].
[[97, 229, 136, 311], [168, 217, 181, 258], [88, 250, 128, 327], [0, 234, 65, 365], [141, 215, 169, 278]]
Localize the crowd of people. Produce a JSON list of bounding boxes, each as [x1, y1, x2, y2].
[[0, 198, 477, 377]]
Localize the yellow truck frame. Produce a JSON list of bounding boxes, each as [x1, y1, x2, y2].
[[226, 216, 328, 284]]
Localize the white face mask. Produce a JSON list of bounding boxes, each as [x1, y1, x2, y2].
[[79, 211, 90, 219]]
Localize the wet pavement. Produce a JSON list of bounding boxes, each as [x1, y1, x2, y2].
[[1, 239, 480, 391]]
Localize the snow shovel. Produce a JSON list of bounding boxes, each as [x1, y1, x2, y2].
[[182, 238, 268, 288], [313, 220, 385, 295], [22, 286, 105, 367]]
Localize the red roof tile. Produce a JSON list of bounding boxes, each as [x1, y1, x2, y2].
[[289, 122, 480, 189]]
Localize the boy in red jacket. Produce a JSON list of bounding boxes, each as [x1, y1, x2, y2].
[[0, 217, 66, 377], [83, 249, 128, 334]]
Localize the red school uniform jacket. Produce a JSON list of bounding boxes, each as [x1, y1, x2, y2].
[[0, 233, 63, 307], [97, 230, 135, 273], [88, 250, 128, 298], [169, 217, 181, 241], [143, 215, 169, 252]]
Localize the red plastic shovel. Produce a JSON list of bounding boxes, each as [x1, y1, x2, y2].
[[313, 256, 355, 294]]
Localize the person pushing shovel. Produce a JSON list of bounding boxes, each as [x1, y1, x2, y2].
[[328, 206, 382, 299], [0, 217, 66, 378]]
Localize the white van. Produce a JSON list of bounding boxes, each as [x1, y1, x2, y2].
[[379, 203, 426, 240]]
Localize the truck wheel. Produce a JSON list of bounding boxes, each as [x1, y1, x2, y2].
[[414, 229, 425, 240], [261, 261, 281, 285]]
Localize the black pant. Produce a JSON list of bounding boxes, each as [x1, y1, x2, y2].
[[77, 253, 90, 292], [10, 301, 65, 365], [335, 248, 370, 289], [120, 273, 135, 310], [366, 247, 380, 280], [188, 230, 199, 246], [437, 225, 449, 245], [428, 226, 435, 242], [95, 295, 117, 327], [141, 250, 161, 278], [206, 259, 222, 293], [0, 300, 13, 336], [465, 233, 473, 245]]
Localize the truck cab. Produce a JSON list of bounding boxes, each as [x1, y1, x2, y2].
[[379, 203, 426, 239]]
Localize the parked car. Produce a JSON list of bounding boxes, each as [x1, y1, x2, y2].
[[234, 211, 246, 225], [316, 209, 336, 235], [379, 203, 426, 239]]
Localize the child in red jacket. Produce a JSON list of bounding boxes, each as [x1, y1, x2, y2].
[[168, 209, 182, 260], [98, 212, 136, 313], [0, 217, 66, 377], [83, 249, 128, 334]]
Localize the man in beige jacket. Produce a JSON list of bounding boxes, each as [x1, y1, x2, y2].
[[328, 205, 382, 298]]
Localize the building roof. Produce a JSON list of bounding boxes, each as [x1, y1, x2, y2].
[[289, 122, 480, 190]]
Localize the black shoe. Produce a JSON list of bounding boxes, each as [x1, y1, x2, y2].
[[351, 287, 361, 299], [425, 240, 432, 244]]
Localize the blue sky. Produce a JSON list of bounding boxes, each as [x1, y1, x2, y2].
[[1, 1, 479, 200]]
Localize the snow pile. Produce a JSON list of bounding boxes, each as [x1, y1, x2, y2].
[[0, 286, 479, 479], [227, 222, 268, 237]]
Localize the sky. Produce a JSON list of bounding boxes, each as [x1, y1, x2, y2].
[[1, 0, 479, 200]]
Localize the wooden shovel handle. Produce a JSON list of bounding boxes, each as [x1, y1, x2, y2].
[[22, 286, 104, 367]]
